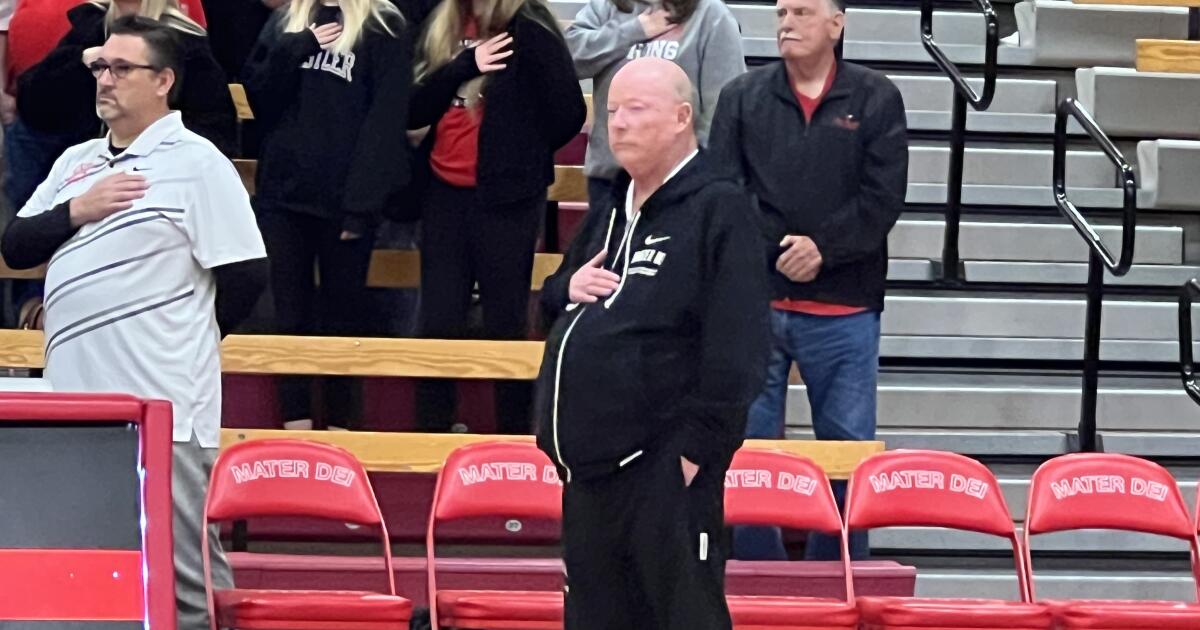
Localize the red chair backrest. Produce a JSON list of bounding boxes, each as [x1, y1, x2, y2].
[[426, 442, 562, 629], [207, 439, 383, 525], [1026, 453, 1192, 539], [431, 441, 562, 522], [846, 450, 1014, 537], [724, 449, 842, 534]]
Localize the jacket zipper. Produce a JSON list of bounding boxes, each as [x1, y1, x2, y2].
[[551, 208, 620, 482], [604, 211, 641, 309]]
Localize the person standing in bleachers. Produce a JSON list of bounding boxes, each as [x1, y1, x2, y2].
[[409, 0, 585, 434], [0, 18, 268, 628], [708, 0, 908, 561], [16, 0, 233, 160], [242, 0, 412, 431], [565, 0, 745, 217]]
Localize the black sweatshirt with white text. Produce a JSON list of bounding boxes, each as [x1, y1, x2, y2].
[[535, 152, 770, 482], [242, 7, 412, 235]]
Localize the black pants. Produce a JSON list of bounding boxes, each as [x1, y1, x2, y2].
[[563, 442, 731, 630], [415, 178, 542, 434], [258, 209, 376, 425]]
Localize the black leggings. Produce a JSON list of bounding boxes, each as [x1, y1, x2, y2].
[[258, 209, 376, 426], [415, 178, 542, 434]]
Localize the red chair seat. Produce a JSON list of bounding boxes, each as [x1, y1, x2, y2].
[[1044, 599, 1200, 629], [214, 588, 412, 629], [436, 590, 564, 628], [857, 596, 1052, 629], [727, 595, 858, 628]]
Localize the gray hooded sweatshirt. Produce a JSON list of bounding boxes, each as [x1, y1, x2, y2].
[[566, 0, 746, 180]]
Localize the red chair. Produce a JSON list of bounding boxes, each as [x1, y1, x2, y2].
[[846, 450, 1051, 630], [203, 439, 412, 630], [723, 449, 858, 630], [1024, 453, 1200, 629], [427, 441, 564, 629]]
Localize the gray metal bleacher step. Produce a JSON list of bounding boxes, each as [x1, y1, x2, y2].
[[906, 144, 1135, 208], [786, 372, 1200, 433], [786, 428, 1200, 458], [962, 262, 1200, 287], [874, 292, 1200, 361], [893, 75, 1070, 135], [1012, 0, 1189, 68], [914, 569, 1196, 600], [1077, 68, 1200, 140], [888, 218, 1182, 265], [874, 527, 1197, 554], [1139, 140, 1200, 211]]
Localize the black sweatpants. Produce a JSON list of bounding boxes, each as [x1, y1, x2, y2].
[[415, 177, 542, 434], [562, 441, 731, 630], [258, 209, 376, 425]]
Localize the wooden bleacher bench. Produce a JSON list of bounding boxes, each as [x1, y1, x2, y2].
[[0, 328, 882, 478], [1136, 38, 1200, 73], [1, 247, 565, 290]]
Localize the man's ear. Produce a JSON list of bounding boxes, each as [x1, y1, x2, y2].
[[829, 10, 846, 41], [678, 101, 694, 131], [156, 67, 176, 99]]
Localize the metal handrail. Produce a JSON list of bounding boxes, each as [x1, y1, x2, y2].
[[1054, 98, 1137, 274], [922, 0, 998, 284], [920, 0, 998, 111], [1053, 97, 1137, 453], [1179, 278, 1200, 407]]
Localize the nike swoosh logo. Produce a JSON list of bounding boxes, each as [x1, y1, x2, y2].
[[644, 235, 671, 245]]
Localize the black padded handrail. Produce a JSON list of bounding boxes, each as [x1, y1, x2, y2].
[[1053, 98, 1136, 275], [920, 0, 998, 110], [1179, 278, 1200, 407]]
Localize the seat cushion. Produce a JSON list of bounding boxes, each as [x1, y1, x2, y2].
[[1045, 599, 1200, 629], [857, 597, 1052, 629], [213, 588, 412, 624], [727, 595, 858, 627], [436, 590, 564, 622]]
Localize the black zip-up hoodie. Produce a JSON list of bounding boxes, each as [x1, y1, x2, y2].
[[243, 6, 412, 235], [17, 3, 237, 155], [708, 60, 908, 311], [535, 151, 770, 482]]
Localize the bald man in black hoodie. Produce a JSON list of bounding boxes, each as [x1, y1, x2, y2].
[[535, 58, 770, 630]]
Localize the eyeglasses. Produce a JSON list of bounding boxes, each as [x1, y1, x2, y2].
[[87, 61, 159, 80]]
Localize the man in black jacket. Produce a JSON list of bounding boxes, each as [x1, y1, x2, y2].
[[536, 58, 768, 630], [708, 0, 908, 561]]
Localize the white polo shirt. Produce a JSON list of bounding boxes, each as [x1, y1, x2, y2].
[[19, 112, 266, 448]]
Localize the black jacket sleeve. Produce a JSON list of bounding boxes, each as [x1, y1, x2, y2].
[[1, 202, 79, 270], [213, 257, 269, 337], [518, 16, 586, 151], [341, 22, 414, 235], [678, 187, 770, 467], [241, 11, 322, 128], [408, 46, 481, 129], [808, 82, 908, 271], [538, 203, 615, 329], [178, 35, 239, 156], [16, 10, 104, 134], [706, 80, 746, 185]]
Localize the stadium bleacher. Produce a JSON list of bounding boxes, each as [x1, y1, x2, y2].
[[9, 0, 1200, 618]]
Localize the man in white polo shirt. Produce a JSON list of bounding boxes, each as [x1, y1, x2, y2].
[[0, 16, 268, 630]]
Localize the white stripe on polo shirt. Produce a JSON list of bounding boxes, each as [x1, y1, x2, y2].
[[18, 112, 267, 448]]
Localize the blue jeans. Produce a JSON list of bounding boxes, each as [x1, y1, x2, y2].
[[733, 308, 880, 561], [4, 117, 78, 211]]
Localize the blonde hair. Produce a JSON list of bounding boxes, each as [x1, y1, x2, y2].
[[89, 0, 206, 37], [416, 0, 561, 87], [283, 0, 402, 56]]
